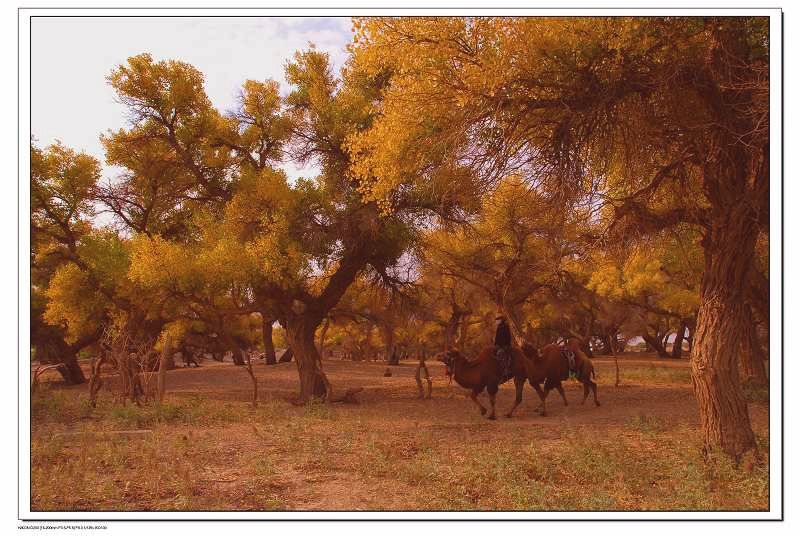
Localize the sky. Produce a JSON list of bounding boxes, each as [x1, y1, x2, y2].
[[31, 17, 354, 182]]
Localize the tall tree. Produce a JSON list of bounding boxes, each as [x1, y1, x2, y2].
[[351, 17, 769, 458], [103, 50, 468, 402]]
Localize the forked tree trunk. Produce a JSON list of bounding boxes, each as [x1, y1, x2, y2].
[[691, 201, 758, 459], [261, 315, 277, 365]]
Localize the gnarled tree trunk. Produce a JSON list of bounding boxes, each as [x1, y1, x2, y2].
[[687, 16, 767, 460], [691, 202, 758, 459], [284, 317, 328, 402]]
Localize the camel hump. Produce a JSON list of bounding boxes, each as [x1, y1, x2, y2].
[[471, 346, 496, 363]]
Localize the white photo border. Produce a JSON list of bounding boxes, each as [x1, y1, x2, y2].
[[17, 4, 784, 522]]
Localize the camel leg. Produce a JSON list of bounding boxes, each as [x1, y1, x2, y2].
[[470, 390, 487, 416], [540, 379, 560, 417], [487, 384, 498, 420], [530, 381, 546, 411], [505, 376, 524, 418], [590, 380, 600, 406], [540, 388, 549, 416], [555, 382, 568, 406], [582, 382, 590, 405]]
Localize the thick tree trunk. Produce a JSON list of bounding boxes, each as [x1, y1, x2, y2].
[[690, 201, 758, 459], [285, 318, 328, 402], [262, 315, 277, 365]]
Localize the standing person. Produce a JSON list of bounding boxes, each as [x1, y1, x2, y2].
[[494, 314, 513, 379]]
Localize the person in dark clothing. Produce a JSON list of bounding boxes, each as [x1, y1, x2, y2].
[[494, 314, 513, 379], [494, 315, 512, 348]]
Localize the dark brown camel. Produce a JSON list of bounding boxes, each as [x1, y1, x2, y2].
[[439, 346, 528, 420], [519, 338, 600, 416]]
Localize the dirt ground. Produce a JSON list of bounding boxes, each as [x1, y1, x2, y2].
[[29, 353, 771, 512]]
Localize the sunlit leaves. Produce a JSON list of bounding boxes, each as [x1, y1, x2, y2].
[[44, 264, 107, 343], [31, 142, 100, 243]]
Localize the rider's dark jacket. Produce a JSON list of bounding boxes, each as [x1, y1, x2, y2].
[[494, 321, 512, 348]]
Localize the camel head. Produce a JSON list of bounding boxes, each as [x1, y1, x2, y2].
[[437, 348, 462, 378]]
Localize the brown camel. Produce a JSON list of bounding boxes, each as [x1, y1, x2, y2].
[[439, 346, 528, 420], [520, 338, 600, 416]]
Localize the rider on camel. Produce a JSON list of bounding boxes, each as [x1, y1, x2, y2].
[[494, 314, 513, 379]]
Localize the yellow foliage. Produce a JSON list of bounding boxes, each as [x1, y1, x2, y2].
[[43, 264, 107, 343]]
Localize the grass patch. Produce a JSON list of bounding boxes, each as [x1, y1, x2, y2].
[[352, 427, 769, 511], [31, 389, 261, 429], [303, 400, 337, 421], [627, 414, 665, 435], [606, 364, 692, 385], [29, 365, 769, 512]]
